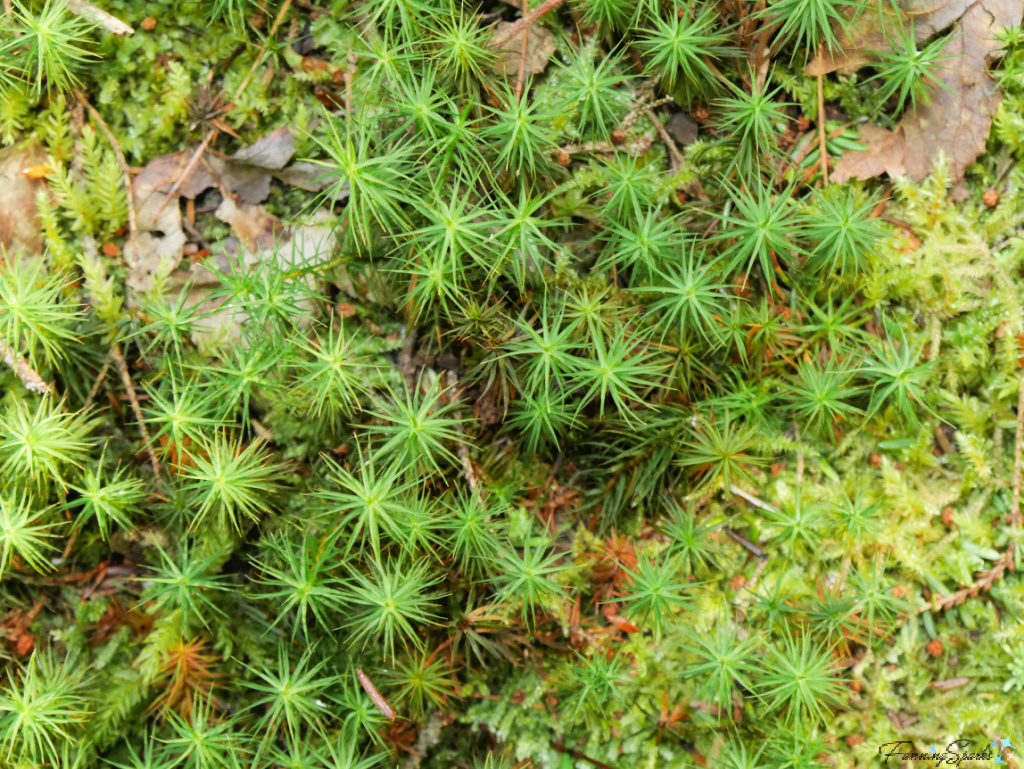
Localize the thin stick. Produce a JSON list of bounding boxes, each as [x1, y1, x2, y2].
[[83, 352, 112, 411], [0, 340, 52, 394], [73, 90, 138, 257], [746, 555, 769, 592], [345, 50, 357, 114], [154, 0, 292, 222], [355, 668, 397, 721], [110, 344, 161, 478], [816, 51, 829, 185], [645, 108, 683, 173], [445, 371, 480, 498], [729, 483, 778, 513], [514, 0, 529, 101], [66, 0, 133, 34], [551, 742, 618, 769], [490, 0, 567, 48], [725, 528, 766, 559], [151, 129, 217, 223], [233, 0, 294, 98], [397, 325, 418, 394], [1011, 371, 1024, 526]]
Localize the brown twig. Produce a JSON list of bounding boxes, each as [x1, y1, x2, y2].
[[490, 0, 567, 48], [73, 90, 138, 258], [928, 677, 970, 691], [551, 742, 618, 769], [1012, 371, 1024, 526], [725, 528, 766, 559], [345, 50, 357, 114], [83, 352, 112, 411], [154, 0, 293, 223], [445, 371, 480, 498], [0, 340, 52, 394], [151, 128, 218, 223], [645, 108, 683, 173], [557, 136, 653, 157], [234, 0, 294, 97], [397, 326, 418, 394], [751, 19, 781, 93], [816, 50, 828, 185], [514, 0, 529, 100], [729, 483, 777, 513], [110, 344, 161, 478], [356, 668, 397, 721]]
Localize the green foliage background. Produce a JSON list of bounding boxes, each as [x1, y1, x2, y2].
[[3, 0, 1024, 766]]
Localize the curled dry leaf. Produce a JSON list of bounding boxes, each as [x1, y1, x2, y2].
[[229, 126, 295, 170], [822, 0, 1024, 183]]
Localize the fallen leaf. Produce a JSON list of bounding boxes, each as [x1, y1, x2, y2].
[[900, 0, 1020, 181], [831, 124, 907, 183], [272, 161, 340, 192], [126, 129, 333, 290], [0, 142, 47, 257], [666, 112, 699, 146], [806, 0, 975, 76], [125, 154, 191, 292], [819, 0, 1022, 183], [229, 126, 295, 171], [173, 201, 338, 348], [214, 197, 285, 252], [491, 22, 556, 77]]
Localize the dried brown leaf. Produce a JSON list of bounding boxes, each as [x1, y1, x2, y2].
[[125, 154, 190, 292], [229, 126, 295, 170], [214, 198, 285, 252], [0, 142, 47, 257], [829, 0, 1022, 182], [173, 201, 337, 348], [831, 124, 907, 183], [900, 0, 1020, 180], [126, 127, 330, 289], [806, 0, 975, 76], [491, 22, 556, 77]]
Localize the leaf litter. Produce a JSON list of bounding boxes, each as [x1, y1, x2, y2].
[[814, 0, 1024, 183], [126, 125, 334, 294]]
